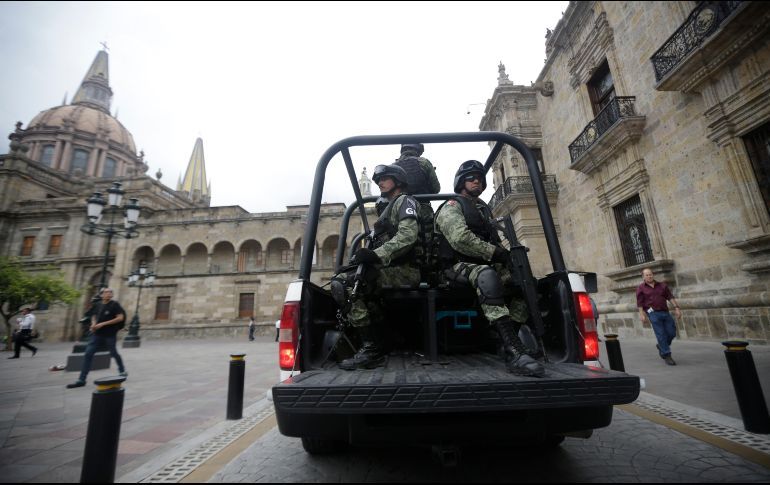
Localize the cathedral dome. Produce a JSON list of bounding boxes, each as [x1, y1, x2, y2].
[[27, 104, 136, 154]]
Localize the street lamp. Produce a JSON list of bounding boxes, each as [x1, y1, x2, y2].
[[123, 262, 154, 348], [79, 181, 141, 340]]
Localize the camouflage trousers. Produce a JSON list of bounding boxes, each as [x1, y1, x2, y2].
[[348, 264, 421, 328], [444, 262, 528, 323]]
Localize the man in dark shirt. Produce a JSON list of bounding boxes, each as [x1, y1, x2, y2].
[[636, 268, 682, 365], [67, 288, 128, 388]]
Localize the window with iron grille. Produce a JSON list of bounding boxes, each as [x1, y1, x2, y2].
[[155, 296, 171, 320], [588, 61, 616, 116], [742, 121, 770, 217], [238, 293, 255, 318], [613, 195, 654, 267], [21, 236, 35, 256]]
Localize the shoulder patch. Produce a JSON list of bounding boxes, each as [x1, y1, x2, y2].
[[398, 196, 418, 220]]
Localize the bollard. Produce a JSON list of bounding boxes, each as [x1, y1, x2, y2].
[[80, 376, 126, 483], [227, 353, 246, 420], [722, 341, 770, 434], [604, 334, 625, 372]]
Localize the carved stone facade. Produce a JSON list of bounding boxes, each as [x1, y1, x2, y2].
[[0, 50, 367, 341], [482, 1, 770, 344]]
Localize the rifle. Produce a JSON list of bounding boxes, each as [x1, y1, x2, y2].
[[350, 231, 374, 300], [497, 216, 547, 356]]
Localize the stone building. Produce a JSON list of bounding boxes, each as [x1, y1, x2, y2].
[[482, 1, 770, 343], [0, 50, 363, 340]]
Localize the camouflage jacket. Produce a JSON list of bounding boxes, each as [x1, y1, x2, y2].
[[372, 193, 421, 267], [435, 197, 496, 262]]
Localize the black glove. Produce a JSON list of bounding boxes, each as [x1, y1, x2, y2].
[[492, 246, 509, 264], [350, 248, 382, 265]]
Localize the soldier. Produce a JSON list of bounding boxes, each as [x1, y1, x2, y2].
[[394, 143, 440, 280], [331, 164, 422, 370], [434, 160, 545, 377]]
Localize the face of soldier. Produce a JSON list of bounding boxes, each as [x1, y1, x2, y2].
[[463, 173, 484, 197], [377, 177, 397, 196]]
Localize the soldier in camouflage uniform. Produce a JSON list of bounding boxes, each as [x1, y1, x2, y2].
[[394, 143, 440, 281], [434, 160, 545, 377], [332, 164, 422, 370]]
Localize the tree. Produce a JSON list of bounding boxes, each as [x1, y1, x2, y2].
[[0, 257, 80, 350]]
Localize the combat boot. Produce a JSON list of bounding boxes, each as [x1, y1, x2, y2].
[[339, 326, 385, 370], [494, 317, 545, 377]]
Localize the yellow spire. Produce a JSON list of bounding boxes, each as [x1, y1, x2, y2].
[[178, 138, 210, 204]]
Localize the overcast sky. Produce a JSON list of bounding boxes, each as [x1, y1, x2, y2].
[[0, 1, 568, 213]]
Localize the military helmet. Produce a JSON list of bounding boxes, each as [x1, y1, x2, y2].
[[372, 164, 408, 188], [400, 143, 424, 156], [453, 159, 487, 193]]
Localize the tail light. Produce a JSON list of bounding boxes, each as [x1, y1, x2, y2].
[[575, 292, 599, 361], [279, 302, 300, 370]]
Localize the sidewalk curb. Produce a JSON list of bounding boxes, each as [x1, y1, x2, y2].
[[117, 399, 273, 483]]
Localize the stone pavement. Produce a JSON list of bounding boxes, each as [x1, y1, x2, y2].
[[0, 334, 768, 482], [0, 335, 279, 483]]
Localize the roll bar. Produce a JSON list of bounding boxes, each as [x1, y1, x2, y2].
[[300, 132, 565, 279]]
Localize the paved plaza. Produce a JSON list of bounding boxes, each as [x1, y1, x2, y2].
[[0, 334, 768, 482]]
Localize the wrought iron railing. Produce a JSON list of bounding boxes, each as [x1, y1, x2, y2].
[[651, 1, 743, 82], [488, 174, 558, 211], [568, 96, 638, 164]]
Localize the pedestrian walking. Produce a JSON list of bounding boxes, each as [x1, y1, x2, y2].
[[275, 319, 280, 342], [636, 268, 682, 366], [248, 316, 256, 341], [66, 288, 128, 388], [8, 307, 37, 358]]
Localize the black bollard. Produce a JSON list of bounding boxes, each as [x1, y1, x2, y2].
[[604, 334, 625, 372], [722, 341, 770, 434], [80, 376, 126, 483], [227, 353, 246, 420]]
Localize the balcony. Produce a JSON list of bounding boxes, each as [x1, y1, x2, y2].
[[650, 1, 768, 92], [568, 97, 646, 174], [488, 175, 558, 212]]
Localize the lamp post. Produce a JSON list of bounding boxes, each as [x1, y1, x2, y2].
[[123, 262, 154, 348], [79, 181, 141, 341]]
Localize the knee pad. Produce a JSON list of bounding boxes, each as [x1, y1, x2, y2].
[[476, 267, 505, 306]]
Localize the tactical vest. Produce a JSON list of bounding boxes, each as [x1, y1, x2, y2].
[[394, 156, 431, 195], [436, 196, 501, 266], [371, 194, 419, 265]]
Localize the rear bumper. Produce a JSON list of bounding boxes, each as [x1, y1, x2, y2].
[[273, 371, 639, 442], [273, 373, 639, 414]]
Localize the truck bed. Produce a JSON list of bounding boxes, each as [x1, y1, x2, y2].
[[273, 352, 639, 414]]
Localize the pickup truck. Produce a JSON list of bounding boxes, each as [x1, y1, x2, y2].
[[271, 132, 640, 459]]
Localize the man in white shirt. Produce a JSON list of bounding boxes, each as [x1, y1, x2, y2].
[[8, 307, 37, 358]]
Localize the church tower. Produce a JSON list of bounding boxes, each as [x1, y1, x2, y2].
[[71, 49, 113, 113], [358, 167, 372, 197]]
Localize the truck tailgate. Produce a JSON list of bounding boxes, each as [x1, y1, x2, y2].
[[273, 353, 639, 414]]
